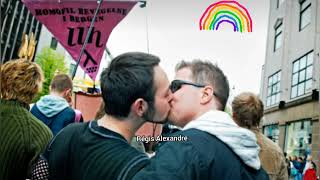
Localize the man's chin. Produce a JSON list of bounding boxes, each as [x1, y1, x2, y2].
[[145, 117, 168, 124], [166, 113, 180, 126], [151, 112, 173, 124]]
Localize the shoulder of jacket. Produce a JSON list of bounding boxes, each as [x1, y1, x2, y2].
[[173, 129, 223, 161], [47, 122, 88, 149], [58, 107, 76, 120], [63, 106, 76, 114]]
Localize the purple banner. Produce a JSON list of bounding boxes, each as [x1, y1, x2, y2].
[[22, 0, 137, 80]]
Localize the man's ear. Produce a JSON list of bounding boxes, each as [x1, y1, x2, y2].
[[63, 89, 70, 97], [132, 98, 148, 117], [63, 89, 72, 102], [232, 112, 237, 120], [65, 88, 72, 95], [232, 112, 240, 126], [200, 86, 214, 104]]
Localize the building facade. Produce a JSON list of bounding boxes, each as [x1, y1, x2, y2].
[[260, 0, 320, 175]]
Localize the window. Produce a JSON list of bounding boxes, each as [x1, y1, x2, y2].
[[276, 0, 285, 8], [266, 71, 281, 106], [291, 51, 313, 98], [263, 125, 279, 143], [50, 37, 58, 50], [299, 0, 311, 30], [274, 22, 282, 51], [285, 120, 312, 157]]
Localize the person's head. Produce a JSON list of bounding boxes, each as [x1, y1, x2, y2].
[[100, 52, 171, 123], [293, 155, 297, 161], [0, 59, 44, 104], [168, 60, 229, 127], [307, 155, 312, 162], [231, 92, 264, 129], [50, 74, 73, 103]]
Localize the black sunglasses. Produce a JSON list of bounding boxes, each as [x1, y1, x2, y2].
[[169, 80, 205, 93]]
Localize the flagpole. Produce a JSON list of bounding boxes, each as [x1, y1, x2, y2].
[[71, 0, 104, 80], [105, 47, 113, 60], [138, 1, 148, 53], [145, 6, 149, 54]]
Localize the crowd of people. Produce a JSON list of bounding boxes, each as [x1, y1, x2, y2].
[[284, 154, 317, 180], [0, 52, 318, 180]]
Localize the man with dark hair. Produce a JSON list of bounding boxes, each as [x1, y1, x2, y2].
[[232, 92, 288, 180], [134, 60, 268, 180], [40, 52, 172, 180], [31, 74, 75, 135]]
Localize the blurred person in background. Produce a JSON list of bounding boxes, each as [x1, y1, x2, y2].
[[0, 59, 52, 180], [303, 155, 314, 175], [293, 157, 305, 180], [31, 74, 77, 135], [303, 162, 317, 180], [232, 92, 288, 180]]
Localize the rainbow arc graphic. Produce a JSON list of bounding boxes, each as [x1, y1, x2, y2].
[[199, 1, 252, 32]]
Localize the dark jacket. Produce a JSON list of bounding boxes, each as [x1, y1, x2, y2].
[[31, 95, 75, 135], [134, 110, 268, 180], [44, 121, 149, 180], [134, 129, 269, 180], [293, 160, 305, 174]]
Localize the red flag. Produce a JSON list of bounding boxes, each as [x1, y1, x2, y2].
[[22, 0, 137, 80]]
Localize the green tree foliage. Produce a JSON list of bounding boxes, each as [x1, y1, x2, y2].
[[33, 47, 68, 102], [224, 106, 232, 116]]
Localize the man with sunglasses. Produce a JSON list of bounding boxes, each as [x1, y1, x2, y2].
[[134, 60, 268, 180]]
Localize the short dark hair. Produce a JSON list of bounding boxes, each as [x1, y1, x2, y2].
[[50, 74, 73, 92], [232, 92, 264, 129], [100, 52, 160, 118], [175, 60, 229, 110]]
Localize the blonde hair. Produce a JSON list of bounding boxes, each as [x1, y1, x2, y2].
[[0, 59, 44, 104], [231, 92, 264, 128]]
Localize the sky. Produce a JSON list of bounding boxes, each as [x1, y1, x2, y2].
[[98, 0, 270, 97]]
